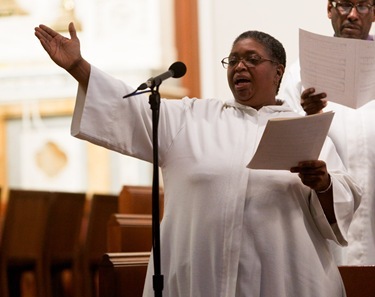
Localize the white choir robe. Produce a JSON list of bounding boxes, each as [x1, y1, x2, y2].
[[280, 60, 375, 265], [72, 66, 361, 297]]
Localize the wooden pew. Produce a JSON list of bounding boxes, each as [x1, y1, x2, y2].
[[45, 191, 86, 297], [78, 193, 119, 297], [0, 189, 51, 297], [114, 185, 161, 254], [107, 214, 152, 253], [0, 189, 86, 297], [100, 186, 159, 297], [119, 185, 164, 218], [99, 252, 150, 297], [339, 266, 375, 297]]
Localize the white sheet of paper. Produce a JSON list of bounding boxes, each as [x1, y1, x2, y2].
[[299, 28, 375, 109], [247, 111, 334, 170]]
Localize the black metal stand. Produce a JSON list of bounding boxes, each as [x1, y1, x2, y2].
[[149, 85, 164, 297], [123, 75, 177, 297]]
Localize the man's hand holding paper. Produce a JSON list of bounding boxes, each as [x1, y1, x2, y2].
[[299, 29, 375, 109]]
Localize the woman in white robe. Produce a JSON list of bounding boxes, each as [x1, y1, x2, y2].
[[35, 23, 361, 297]]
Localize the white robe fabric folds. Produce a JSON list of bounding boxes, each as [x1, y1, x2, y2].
[[280, 60, 375, 265], [72, 66, 361, 297]]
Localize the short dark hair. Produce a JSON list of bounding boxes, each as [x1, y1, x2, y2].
[[232, 30, 286, 93], [232, 30, 286, 68]]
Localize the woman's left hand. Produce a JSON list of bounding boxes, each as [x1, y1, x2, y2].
[[290, 160, 330, 192]]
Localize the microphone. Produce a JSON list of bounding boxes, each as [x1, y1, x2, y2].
[[138, 61, 187, 90]]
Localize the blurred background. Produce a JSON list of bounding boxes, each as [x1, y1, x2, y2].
[[0, 0, 361, 201]]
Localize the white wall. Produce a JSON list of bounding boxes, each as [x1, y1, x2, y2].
[[197, 0, 340, 100]]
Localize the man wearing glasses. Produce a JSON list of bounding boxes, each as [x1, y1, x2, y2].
[[330, 0, 374, 39], [279, 0, 375, 266]]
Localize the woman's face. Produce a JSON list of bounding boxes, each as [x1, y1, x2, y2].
[[227, 38, 284, 109]]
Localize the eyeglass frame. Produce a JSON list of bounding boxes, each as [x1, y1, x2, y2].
[[221, 54, 278, 69], [330, 0, 374, 15]]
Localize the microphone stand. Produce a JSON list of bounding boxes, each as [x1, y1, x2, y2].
[[123, 80, 164, 297], [149, 82, 164, 297]]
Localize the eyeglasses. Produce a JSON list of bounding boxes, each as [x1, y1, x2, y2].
[[221, 54, 277, 69], [330, 1, 374, 15]]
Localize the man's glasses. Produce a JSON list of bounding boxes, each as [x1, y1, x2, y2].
[[331, 1, 374, 15], [221, 54, 277, 69]]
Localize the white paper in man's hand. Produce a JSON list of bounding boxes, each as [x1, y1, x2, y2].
[[299, 28, 375, 109], [247, 111, 334, 170]]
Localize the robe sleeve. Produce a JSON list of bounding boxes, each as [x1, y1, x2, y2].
[[308, 138, 362, 246], [71, 65, 188, 164]]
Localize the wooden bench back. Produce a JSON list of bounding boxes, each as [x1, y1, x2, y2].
[[119, 185, 164, 218], [339, 265, 375, 297], [107, 214, 152, 253], [99, 252, 150, 297], [79, 193, 119, 297]]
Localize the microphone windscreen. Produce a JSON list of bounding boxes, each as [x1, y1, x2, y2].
[[169, 61, 187, 78]]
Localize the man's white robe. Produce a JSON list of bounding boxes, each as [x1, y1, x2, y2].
[[72, 66, 361, 297], [280, 60, 375, 265]]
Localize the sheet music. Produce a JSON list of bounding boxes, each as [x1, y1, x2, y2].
[[299, 29, 375, 109], [247, 111, 334, 170]]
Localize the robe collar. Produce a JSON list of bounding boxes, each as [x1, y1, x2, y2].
[[224, 99, 294, 114]]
